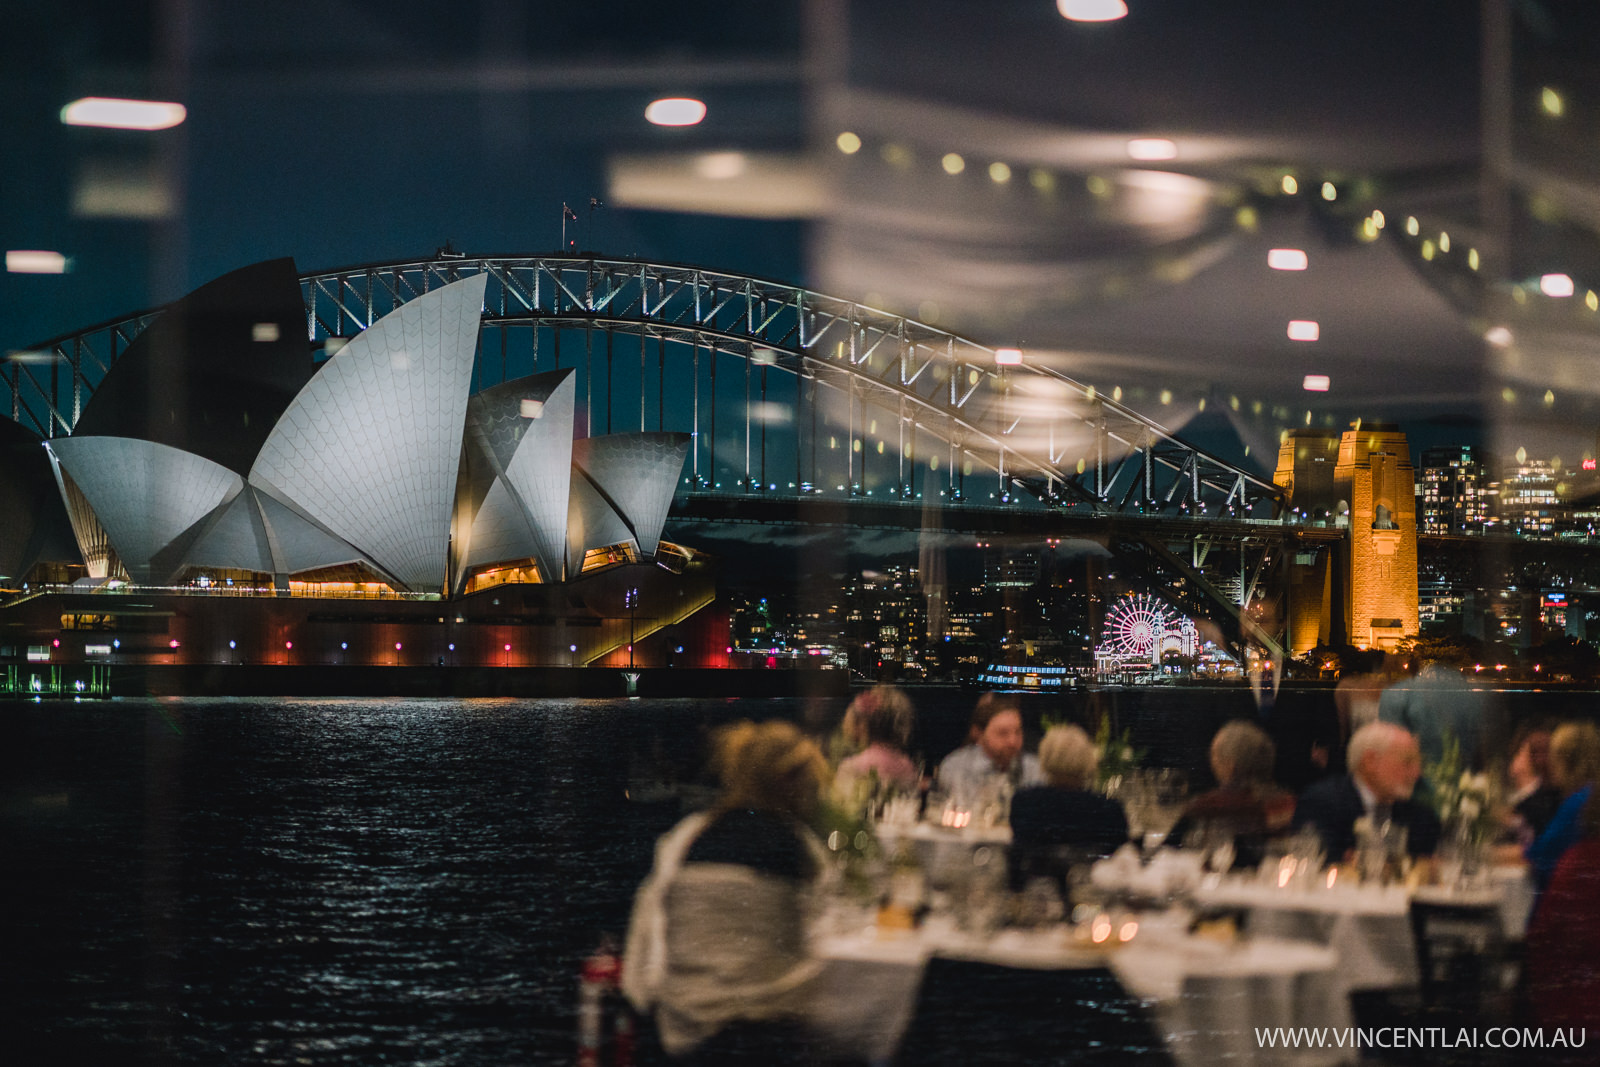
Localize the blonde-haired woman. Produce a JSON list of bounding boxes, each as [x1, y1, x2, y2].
[[624, 720, 829, 1064], [1526, 721, 1600, 888], [1008, 725, 1129, 890]]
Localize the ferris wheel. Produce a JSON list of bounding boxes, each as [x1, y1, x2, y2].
[[1101, 594, 1178, 658]]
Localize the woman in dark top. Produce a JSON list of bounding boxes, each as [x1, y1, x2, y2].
[[1008, 725, 1128, 891], [1167, 720, 1293, 870]]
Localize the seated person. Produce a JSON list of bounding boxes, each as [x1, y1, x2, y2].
[[1526, 721, 1600, 889], [935, 692, 1043, 801], [1167, 719, 1294, 870], [1525, 791, 1600, 1057], [835, 685, 920, 794], [1292, 721, 1440, 861], [1009, 725, 1129, 890], [1501, 724, 1562, 846], [623, 721, 829, 1063]]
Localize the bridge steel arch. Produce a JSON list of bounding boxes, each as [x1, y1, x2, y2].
[[7, 254, 1282, 522], [4, 254, 1292, 657]]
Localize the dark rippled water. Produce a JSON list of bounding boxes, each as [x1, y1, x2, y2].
[[5, 697, 814, 1066]]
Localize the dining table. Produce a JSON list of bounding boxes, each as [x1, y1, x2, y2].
[[1187, 864, 1535, 991], [805, 909, 1355, 1067]]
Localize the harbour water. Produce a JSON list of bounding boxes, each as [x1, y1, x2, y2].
[[2, 687, 1584, 1065]]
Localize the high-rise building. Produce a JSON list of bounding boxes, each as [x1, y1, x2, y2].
[[1499, 458, 1559, 539], [1417, 445, 1491, 535]]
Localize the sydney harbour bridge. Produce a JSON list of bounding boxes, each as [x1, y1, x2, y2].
[[0, 253, 1434, 661]]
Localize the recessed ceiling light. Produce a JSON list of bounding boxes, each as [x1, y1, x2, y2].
[[5, 250, 67, 274], [995, 348, 1023, 365], [644, 97, 706, 127], [1287, 320, 1320, 341], [1541, 273, 1575, 297], [1126, 138, 1176, 161], [1268, 249, 1309, 271], [1057, 0, 1129, 21], [60, 97, 186, 130], [1303, 375, 1331, 392]]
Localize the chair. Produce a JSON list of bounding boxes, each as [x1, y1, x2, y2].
[[892, 956, 1173, 1066], [1409, 900, 1516, 1017], [1404, 900, 1519, 1065]]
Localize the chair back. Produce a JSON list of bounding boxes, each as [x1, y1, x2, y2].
[[892, 956, 1173, 1066], [1408, 900, 1511, 1018]]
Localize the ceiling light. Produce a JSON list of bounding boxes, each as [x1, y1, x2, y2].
[[1287, 320, 1320, 342], [1057, 0, 1128, 21], [644, 98, 706, 127], [1541, 273, 1575, 297], [1267, 249, 1308, 271], [5, 250, 67, 274], [60, 97, 186, 130], [1126, 138, 1176, 161], [1303, 375, 1331, 392], [995, 348, 1023, 365]]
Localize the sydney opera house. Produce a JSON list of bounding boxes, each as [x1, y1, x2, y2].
[[0, 260, 735, 694]]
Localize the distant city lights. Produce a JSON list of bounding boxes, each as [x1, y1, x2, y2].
[[644, 97, 706, 127], [1126, 138, 1176, 161], [1057, 0, 1128, 21], [6, 250, 67, 274], [1303, 375, 1331, 392], [1267, 249, 1308, 271], [1541, 273, 1576, 298], [61, 96, 186, 130], [1287, 320, 1320, 342]]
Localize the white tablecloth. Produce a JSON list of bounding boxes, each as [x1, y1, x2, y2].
[[873, 822, 1012, 889], [807, 918, 1352, 1067], [1190, 867, 1535, 991]]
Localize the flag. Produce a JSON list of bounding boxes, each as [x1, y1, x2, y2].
[[563, 203, 578, 222]]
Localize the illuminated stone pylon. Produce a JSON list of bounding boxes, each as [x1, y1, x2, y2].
[[1274, 422, 1418, 653]]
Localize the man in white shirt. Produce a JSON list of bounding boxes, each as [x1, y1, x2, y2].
[[936, 693, 1044, 801]]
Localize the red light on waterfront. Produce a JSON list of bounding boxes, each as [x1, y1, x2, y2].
[[1585, 459, 1597, 471], [169, 639, 179, 648], [395, 642, 402, 651], [52, 638, 60, 647], [504, 644, 511, 652], [285, 641, 292, 649]]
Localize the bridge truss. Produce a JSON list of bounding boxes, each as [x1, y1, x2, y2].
[[8, 254, 1282, 519], [4, 254, 1291, 654]]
